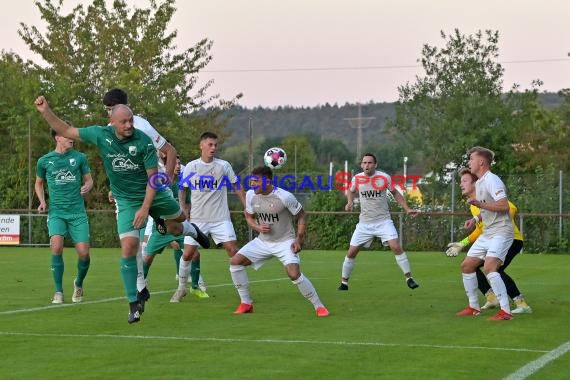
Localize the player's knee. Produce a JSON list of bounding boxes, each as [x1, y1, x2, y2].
[[166, 222, 182, 235], [230, 253, 249, 266], [461, 260, 477, 273]]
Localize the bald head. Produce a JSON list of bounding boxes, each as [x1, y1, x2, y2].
[[110, 104, 135, 139], [110, 104, 133, 119]]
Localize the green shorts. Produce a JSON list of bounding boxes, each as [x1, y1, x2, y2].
[[47, 212, 90, 243], [145, 224, 184, 256], [116, 189, 182, 237]]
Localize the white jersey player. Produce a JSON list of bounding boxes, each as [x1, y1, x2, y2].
[[338, 152, 420, 291], [456, 146, 514, 321], [170, 132, 246, 302], [228, 166, 329, 317]]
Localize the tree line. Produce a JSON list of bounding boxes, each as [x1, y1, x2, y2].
[[0, 1, 568, 251]]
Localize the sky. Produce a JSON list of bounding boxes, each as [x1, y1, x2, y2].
[[1, 0, 569, 108]]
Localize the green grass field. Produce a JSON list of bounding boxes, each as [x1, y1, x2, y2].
[[0, 247, 568, 379]]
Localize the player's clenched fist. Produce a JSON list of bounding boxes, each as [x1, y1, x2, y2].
[[34, 96, 49, 112]]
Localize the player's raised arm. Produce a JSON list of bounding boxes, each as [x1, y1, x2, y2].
[[159, 142, 177, 181], [34, 96, 80, 140]]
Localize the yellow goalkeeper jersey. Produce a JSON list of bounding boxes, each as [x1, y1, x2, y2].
[[467, 200, 523, 243]]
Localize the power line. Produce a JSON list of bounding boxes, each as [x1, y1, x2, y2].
[[203, 58, 570, 73], [204, 64, 419, 73]]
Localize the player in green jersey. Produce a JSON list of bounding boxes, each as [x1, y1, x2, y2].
[[35, 128, 93, 304], [143, 153, 208, 298], [35, 96, 209, 324]]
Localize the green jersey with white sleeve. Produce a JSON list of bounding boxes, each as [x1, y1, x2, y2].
[[78, 125, 157, 204]]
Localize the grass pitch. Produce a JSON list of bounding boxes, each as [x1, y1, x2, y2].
[[0, 247, 568, 379]]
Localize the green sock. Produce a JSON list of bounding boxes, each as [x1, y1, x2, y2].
[[75, 257, 90, 287], [51, 254, 64, 293], [173, 249, 183, 274], [120, 256, 138, 303], [190, 259, 200, 289]]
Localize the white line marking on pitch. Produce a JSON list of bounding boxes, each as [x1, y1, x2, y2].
[[503, 341, 570, 380], [0, 331, 550, 353], [0, 278, 289, 315]]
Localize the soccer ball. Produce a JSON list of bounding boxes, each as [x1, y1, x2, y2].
[[263, 147, 287, 169]]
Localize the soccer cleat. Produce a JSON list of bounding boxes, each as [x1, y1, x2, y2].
[[128, 301, 141, 324], [169, 289, 187, 303], [128, 311, 141, 324], [190, 288, 210, 299], [52, 292, 64, 304], [406, 277, 419, 289], [234, 303, 254, 314], [127, 301, 141, 324], [488, 309, 513, 321], [338, 283, 349, 291], [481, 292, 499, 310], [155, 217, 168, 235], [512, 300, 533, 314], [72, 281, 83, 303], [456, 306, 481, 316], [316, 306, 330, 317], [137, 287, 151, 313], [191, 223, 211, 249]]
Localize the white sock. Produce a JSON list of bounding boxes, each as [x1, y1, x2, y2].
[[462, 272, 480, 309], [136, 246, 146, 292], [487, 271, 511, 313], [178, 259, 190, 290], [395, 252, 411, 275], [182, 221, 197, 237], [229, 265, 252, 304], [341, 256, 355, 282], [293, 274, 323, 308]]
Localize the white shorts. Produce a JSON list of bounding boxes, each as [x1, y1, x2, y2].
[[238, 238, 300, 270], [466, 234, 513, 263], [184, 220, 237, 246], [349, 220, 398, 248], [143, 217, 154, 237]]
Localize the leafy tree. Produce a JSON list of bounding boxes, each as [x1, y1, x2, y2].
[[254, 134, 318, 174], [310, 135, 353, 167], [394, 29, 519, 175], [17, 0, 240, 207], [19, 1, 239, 150], [557, 88, 570, 126], [256, 136, 283, 158], [362, 131, 416, 175], [256, 133, 351, 174], [279, 135, 318, 174], [504, 84, 568, 172], [0, 53, 43, 209]]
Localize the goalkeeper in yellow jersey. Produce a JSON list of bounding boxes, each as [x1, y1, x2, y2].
[[446, 167, 532, 314]]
